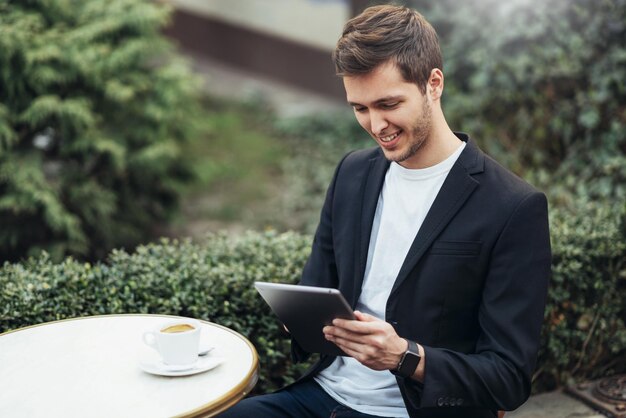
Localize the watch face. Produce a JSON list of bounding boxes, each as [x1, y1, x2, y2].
[[400, 351, 420, 377]]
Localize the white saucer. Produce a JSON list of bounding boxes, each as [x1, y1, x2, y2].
[[139, 355, 224, 377]]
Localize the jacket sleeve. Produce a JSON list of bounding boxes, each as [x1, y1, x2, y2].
[[290, 152, 353, 363], [413, 191, 551, 411]]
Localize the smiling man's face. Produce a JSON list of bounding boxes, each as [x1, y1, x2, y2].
[[344, 61, 433, 169]]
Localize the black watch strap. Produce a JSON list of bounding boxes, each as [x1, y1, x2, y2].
[[391, 339, 421, 378]]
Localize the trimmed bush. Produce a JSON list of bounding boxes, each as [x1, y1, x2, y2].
[[0, 231, 315, 393], [538, 202, 626, 390], [2, 214, 625, 393]]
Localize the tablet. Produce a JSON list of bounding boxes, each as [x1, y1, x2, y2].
[[254, 281, 355, 356]]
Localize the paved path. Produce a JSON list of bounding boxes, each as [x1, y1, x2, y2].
[[508, 390, 603, 418]]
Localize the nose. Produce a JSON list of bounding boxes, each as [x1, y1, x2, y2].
[[369, 111, 389, 136]]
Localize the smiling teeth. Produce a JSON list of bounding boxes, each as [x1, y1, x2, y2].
[[380, 132, 399, 142]]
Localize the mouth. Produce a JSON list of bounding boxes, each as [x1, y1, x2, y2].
[[377, 130, 402, 148]]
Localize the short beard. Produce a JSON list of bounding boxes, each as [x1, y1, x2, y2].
[[389, 100, 432, 164]]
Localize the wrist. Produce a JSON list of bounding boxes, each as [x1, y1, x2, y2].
[[390, 339, 421, 379], [414, 343, 425, 382], [396, 337, 409, 362]]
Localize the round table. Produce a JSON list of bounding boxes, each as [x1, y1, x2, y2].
[[0, 314, 258, 417]]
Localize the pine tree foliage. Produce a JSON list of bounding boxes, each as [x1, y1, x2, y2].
[[0, 0, 201, 261]]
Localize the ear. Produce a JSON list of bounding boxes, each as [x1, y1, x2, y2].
[[427, 68, 444, 101]]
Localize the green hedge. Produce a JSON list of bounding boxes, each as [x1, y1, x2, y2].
[[538, 202, 626, 390], [2, 214, 625, 393], [0, 231, 314, 393]]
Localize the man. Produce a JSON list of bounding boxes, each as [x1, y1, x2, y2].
[[219, 5, 551, 418]]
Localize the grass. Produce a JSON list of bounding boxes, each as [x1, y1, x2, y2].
[[164, 95, 363, 239], [167, 97, 288, 237]]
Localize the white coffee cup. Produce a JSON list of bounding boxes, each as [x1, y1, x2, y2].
[[143, 319, 201, 366]]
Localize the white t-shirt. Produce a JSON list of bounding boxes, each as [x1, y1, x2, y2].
[[314, 142, 466, 417]]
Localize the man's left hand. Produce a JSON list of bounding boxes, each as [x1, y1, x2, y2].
[[323, 310, 407, 371]]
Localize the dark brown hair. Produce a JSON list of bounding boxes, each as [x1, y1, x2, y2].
[[332, 5, 443, 94]]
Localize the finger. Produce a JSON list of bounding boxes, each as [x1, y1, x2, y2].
[[324, 326, 359, 344], [353, 311, 377, 322], [332, 317, 381, 334], [325, 325, 377, 348], [333, 311, 381, 329], [332, 310, 361, 328], [330, 338, 359, 358], [322, 325, 337, 337], [325, 325, 361, 343], [326, 333, 366, 353], [329, 336, 385, 369], [335, 343, 361, 359]]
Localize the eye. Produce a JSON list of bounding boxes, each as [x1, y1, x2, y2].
[[352, 105, 367, 113], [380, 102, 399, 110]]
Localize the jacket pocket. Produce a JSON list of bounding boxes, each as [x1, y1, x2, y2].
[[429, 240, 482, 256]]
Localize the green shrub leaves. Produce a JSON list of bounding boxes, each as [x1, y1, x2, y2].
[[0, 231, 313, 393], [2, 224, 624, 392], [0, 0, 201, 261]]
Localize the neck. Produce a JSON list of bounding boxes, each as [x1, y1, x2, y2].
[[401, 112, 462, 169]]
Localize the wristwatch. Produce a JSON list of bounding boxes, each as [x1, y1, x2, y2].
[[391, 339, 421, 378]]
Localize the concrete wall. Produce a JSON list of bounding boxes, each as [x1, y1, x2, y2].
[[164, 0, 352, 100], [168, 0, 349, 50]]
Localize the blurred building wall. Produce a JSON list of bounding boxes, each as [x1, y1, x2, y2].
[[163, 0, 352, 100]]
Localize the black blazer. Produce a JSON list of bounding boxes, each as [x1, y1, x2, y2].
[[293, 134, 552, 418]]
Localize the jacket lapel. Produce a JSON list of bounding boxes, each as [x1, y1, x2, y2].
[[390, 137, 485, 296], [352, 151, 389, 306]]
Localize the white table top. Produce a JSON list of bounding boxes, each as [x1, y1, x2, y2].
[[0, 315, 258, 418]]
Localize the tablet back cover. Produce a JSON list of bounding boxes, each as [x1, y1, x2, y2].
[[254, 282, 354, 356]]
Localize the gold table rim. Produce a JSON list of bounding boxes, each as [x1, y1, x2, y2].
[[0, 313, 260, 418]]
